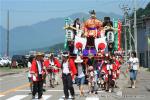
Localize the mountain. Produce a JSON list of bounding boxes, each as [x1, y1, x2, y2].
[[10, 42, 64, 56], [10, 18, 65, 51], [35, 42, 64, 53], [130, 2, 150, 18], [0, 26, 6, 55], [1, 11, 122, 55]]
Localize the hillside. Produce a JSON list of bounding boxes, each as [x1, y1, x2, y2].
[[0, 11, 122, 55]]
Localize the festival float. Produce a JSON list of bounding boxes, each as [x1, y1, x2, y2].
[[63, 10, 123, 60]]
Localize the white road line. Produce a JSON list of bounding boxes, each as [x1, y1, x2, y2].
[[6, 95, 51, 100], [43, 95, 52, 100], [16, 90, 64, 92], [6, 95, 28, 100], [16, 89, 105, 93], [33, 95, 52, 100], [16, 89, 77, 92], [59, 96, 73, 100], [86, 97, 99, 100], [47, 90, 63, 92], [0, 95, 5, 98]]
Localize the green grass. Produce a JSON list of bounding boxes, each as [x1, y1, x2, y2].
[[147, 68, 150, 72], [0, 67, 25, 73]]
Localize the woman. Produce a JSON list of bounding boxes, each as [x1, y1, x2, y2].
[[128, 51, 139, 88], [75, 56, 86, 96]]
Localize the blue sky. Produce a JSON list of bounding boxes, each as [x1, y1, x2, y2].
[[0, 0, 149, 29]]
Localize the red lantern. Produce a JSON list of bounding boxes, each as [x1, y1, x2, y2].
[[76, 42, 83, 49], [98, 43, 106, 50]]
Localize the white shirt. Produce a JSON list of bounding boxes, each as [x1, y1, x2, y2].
[[106, 64, 113, 70], [77, 64, 85, 78], [129, 57, 139, 70], [36, 61, 42, 74], [50, 60, 54, 66], [63, 61, 70, 74], [28, 62, 32, 77]]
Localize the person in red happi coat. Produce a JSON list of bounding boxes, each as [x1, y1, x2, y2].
[[30, 52, 45, 99], [44, 53, 61, 87], [61, 51, 77, 99]]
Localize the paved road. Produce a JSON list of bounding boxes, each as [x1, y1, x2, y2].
[[0, 67, 150, 100]]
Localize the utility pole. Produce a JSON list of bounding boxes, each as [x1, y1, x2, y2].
[[127, 19, 132, 55], [6, 10, 9, 57], [134, 0, 138, 55], [121, 5, 130, 60]]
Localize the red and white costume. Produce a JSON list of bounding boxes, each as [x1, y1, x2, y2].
[[44, 58, 61, 73], [101, 64, 108, 81], [30, 60, 45, 82], [114, 59, 121, 78]]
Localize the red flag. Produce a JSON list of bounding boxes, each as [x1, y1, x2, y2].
[[118, 20, 122, 50]]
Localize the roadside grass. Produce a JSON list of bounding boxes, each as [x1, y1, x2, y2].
[[147, 68, 150, 72], [0, 66, 25, 73]]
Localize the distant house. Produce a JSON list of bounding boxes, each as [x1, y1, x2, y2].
[[137, 15, 150, 68]]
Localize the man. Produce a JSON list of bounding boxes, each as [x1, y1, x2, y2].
[[82, 10, 103, 48], [30, 52, 45, 99], [61, 52, 77, 99], [44, 53, 61, 88]]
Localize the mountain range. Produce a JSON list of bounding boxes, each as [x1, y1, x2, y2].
[[0, 11, 122, 56]]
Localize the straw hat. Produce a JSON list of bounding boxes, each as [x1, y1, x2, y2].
[[36, 52, 44, 57], [75, 56, 83, 63]]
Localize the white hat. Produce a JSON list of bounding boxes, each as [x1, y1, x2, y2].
[[62, 52, 69, 57], [75, 56, 83, 63]]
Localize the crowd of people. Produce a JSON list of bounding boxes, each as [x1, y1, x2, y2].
[[25, 50, 131, 100], [24, 9, 139, 100]]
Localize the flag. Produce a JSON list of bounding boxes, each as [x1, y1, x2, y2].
[[113, 20, 118, 50], [95, 37, 107, 52], [118, 20, 122, 50], [74, 36, 87, 54]]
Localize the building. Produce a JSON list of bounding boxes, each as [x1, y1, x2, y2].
[[137, 16, 150, 68]]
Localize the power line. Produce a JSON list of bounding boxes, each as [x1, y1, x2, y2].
[[128, 0, 134, 9], [138, 0, 147, 8], [122, 0, 126, 4]]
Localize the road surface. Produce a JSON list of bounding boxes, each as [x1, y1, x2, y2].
[[0, 67, 150, 100]]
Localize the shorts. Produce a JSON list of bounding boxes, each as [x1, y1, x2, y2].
[[130, 70, 137, 80], [77, 76, 85, 86]]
